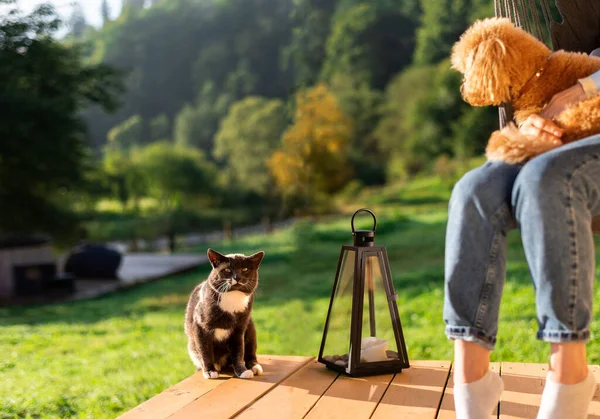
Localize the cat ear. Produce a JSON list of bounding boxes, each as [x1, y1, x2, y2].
[[248, 251, 265, 269], [207, 249, 228, 268]]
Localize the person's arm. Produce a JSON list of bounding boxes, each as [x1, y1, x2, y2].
[[540, 69, 600, 119], [579, 70, 600, 98]]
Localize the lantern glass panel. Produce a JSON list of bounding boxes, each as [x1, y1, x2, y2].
[[321, 249, 355, 367], [359, 255, 400, 363]]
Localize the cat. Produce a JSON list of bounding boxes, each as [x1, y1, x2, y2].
[[184, 248, 264, 379]]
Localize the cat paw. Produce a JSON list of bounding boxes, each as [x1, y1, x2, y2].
[[203, 370, 219, 379], [238, 370, 254, 379], [251, 364, 263, 376], [214, 364, 221, 372]]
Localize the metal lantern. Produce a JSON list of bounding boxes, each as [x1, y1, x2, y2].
[[318, 208, 409, 377]]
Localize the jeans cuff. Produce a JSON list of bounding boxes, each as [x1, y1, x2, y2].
[[445, 325, 496, 351], [537, 329, 590, 343]]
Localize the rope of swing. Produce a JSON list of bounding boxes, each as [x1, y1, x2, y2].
[[494, 0, 553, 43], [493, 0, 554, 129]]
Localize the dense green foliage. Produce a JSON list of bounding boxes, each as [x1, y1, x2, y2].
[[2, 0, 533, 241], [0, 1, 122, 241], [4, 173, 600, 417], [65, 0, 510, 242], [214, 97, 288, 197]]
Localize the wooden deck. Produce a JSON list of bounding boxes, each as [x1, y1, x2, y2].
[[119, 356, 600, 419]]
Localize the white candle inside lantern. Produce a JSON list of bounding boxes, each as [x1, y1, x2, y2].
[[360, 337, 389, 362]]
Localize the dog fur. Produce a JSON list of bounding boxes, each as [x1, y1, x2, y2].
[[451, 18, 600, 164]]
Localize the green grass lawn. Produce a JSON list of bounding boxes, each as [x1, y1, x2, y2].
[[4, 175, 600, 417]]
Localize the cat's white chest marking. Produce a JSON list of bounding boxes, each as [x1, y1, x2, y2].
[[219, 291, 250, 313], [213, 328, 232, 341]]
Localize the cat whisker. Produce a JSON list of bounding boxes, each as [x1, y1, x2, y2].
[[217, 283, 228, 300]]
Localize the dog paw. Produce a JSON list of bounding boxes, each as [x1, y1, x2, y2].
[[486, 126, 560, 164], [203, 370, 219, 379], [238, 370, 254, 379], [251, 364, 263, 376]]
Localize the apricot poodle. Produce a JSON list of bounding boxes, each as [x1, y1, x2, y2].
[[451, 18, 600, 163]]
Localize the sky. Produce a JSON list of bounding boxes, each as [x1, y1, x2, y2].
[[13, 0, 123, 27]]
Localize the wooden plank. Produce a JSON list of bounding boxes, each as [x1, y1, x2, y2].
[[124, 359, 600, 419], [437, 363, 500, 419], [304, 372, 394, 419], [370, 360, 451, 419], [169, 355, 313, 419], [118, 370, 233, 419], [499, 362, 547, 419], [235, 359, 339, 419]]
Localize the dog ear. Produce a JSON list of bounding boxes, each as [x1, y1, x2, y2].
[[460, 37, 513, 106], [451, 36, 469, 74], [452, 17, 551, 107]]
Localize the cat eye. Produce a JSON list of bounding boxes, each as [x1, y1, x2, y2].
[[224, 268, 231, 273], [242, 268, 249, 272]]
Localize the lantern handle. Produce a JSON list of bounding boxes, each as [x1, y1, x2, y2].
[[351, 208, 377, 233]]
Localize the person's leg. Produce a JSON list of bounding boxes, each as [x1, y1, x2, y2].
[[453, 340, 493, 384], [512, 134, 600, 418], [444, 161, 521, 372], [444, 161, 521, 417]]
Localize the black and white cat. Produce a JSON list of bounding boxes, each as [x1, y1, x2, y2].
[[184, 249, 264, 379]]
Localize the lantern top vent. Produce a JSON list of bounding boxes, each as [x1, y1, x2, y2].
[[352, 208, 377, 247]]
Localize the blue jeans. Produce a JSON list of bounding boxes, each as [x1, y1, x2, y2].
[[444, 135, 600, 350]]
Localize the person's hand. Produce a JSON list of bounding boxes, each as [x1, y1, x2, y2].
[[519, 114, 564, 144], [540, 83, 587, 119]]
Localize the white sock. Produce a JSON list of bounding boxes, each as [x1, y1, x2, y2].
[[454, 370, 504, 419], [537, 370, 596, 419], [454, 371, 504, 419]]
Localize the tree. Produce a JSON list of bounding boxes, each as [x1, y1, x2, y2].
[[337, 0, 421, 16], [85, 0, 295, 148], [374, 60, 496, 178], [132, 142, 216, 213], [374, 66, 437, 158], [321, 3, 417, 89], [101, 0, 112, 26], [329, 74, 384, 184], [102, 146, 146, 210], [149, 114, 170, 142], [269, 83, 352, 211], [173, 83, 232, 153], [103, 114, 148, 209], [107, 115, 143, 150], [132, 142, 215, 251], [0, 1, 123, 240], [123, 0, 146, 13], [214, 97, 288, 196], [67, 2, 88, 38], [174, 104, 199, 147], [283, 0, 337, 88], [413, 0, 493, 65]]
